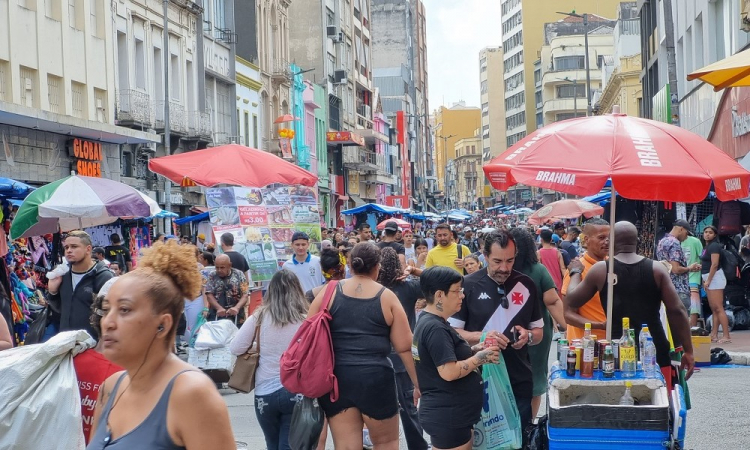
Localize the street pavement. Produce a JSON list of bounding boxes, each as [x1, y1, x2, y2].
[[222, 363, 750, 449]]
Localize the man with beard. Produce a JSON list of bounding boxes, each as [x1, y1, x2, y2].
[[560, 218, 610, 341], [449, 230, 544, 435], [425, 224, 471, 274]]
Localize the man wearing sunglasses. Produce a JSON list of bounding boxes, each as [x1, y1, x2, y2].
[[449, 230, 544, 438]]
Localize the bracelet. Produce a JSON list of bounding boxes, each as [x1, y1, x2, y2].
[[202, 307, 209, 311]]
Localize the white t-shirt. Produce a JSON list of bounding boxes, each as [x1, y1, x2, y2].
[[404, 245, 416, 265], [281, 253, 325, 293]]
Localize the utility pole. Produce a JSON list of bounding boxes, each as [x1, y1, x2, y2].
[[162, 0, 172, 232]]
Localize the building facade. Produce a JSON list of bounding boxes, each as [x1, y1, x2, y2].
[[454, 132, 482, 210], [479, 47, 506, 206], [203, 0, 238, 146], [0, 0, 160, 188], [236, 58, 262, 148], [433, 102, 481, 193], [598, 3, 641, 115], [540, 16, 615, 126]]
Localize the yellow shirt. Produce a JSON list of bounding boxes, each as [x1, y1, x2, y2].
[[561, 253, 607, 341], [425, 243, 472, 274]]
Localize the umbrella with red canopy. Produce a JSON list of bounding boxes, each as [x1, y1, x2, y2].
[[274, 114, 300, 124], [484, 111, 750, 339], [527, 199, 604, 225], [148, 144, 318, 188], [376, 218, 412, 231]]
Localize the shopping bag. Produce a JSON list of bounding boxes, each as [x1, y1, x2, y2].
[[0, 330, 94, 450], [24, 306, 51, 345], [289, 396, 324, 450], [194, 319, 238, 350], [472, 339, 523, 450]]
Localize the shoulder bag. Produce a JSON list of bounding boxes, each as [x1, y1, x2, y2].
[[228, 312, 263, 393]]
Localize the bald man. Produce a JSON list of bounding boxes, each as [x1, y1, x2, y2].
[[565, 221, 694, 383], [204, 254, 250, 321]]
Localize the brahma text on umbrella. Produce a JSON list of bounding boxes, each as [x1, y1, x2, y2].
[[725, 177, 742, 192], [623, 121, 662, 167], [536, 171, 576, 186]]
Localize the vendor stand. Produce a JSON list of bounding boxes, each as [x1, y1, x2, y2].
[[484, 108, 750, 447]]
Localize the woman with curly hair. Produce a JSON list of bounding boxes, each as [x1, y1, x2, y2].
[[87, 241, 235, 449], [378, 247, 428, 450], [507, 227, 567, 419]]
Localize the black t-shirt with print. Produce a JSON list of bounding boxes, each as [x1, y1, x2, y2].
[[451, 267, 543, 399], [412, 311, 484, 428], [378, 241, 406, 255]]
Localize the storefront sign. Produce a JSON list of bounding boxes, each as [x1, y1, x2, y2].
[[732, 110, 750, 137], [279, 137, 292, 159], [68, 138, 102, 177], [326, 131, 365, 147]]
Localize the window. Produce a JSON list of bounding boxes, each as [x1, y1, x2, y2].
[[216, 82, 232, 134], [90, 0, 102, 37], [504, 52, 523, 73], [94, 88, 106, 122], [506, 131, 525, 148], [252, 114, 259, 148], [554, 56, 585, 71], [122, 151, 133, 178], [117, 31, 129, 91], [45, 0, 61, 20], [71, 81, 86, 118], [0, 60, 8, 101], [534, 68, 541, 85], [534, 91, 542, 107], [502, 30, 522, 53], [47, 75, 62, 113], [502, 10, 522, 35], [134, 37, 146, 90], [170, 52, 180, 100], [556, 112, 585, 121], [244, 112, 250, 146], [19, 66, 36, 108], [505, 111, 525, 130], [68, 0, 82, 30], [536, 112, 543, 128], [504, 72, 523, 92], [504, 91, 524, 111], [480, 80, 488, 94], [556, 84, 585, 98]]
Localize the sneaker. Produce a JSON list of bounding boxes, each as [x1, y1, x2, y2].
[[363, 429, 373, 450]]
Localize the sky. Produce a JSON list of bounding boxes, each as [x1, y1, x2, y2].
[[424, 0, 503, 111]]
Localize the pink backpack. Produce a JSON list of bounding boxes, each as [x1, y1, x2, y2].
[[280, 280, 339, 402]]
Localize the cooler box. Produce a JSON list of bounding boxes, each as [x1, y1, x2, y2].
[[188, 347, 236, 383], [692, 335, 712, 366], [671, 384, 688, 448], [547, 370, 670, 449]]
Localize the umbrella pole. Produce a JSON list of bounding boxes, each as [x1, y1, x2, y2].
[[606, 188, 616, 341]]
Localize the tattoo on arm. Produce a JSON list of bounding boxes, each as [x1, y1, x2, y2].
[[475, 350, 492, 365], [435, 299, 444, 312]]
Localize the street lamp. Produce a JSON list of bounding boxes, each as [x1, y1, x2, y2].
[[556, 10, 592, 116], [554, 76, 579, 118]]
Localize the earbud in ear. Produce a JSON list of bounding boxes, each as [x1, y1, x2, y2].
[[158, 325, 165, 332]]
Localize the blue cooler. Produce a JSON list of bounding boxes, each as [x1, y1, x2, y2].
[[671, 384, 687, 448], [547, 370, 671, 449]]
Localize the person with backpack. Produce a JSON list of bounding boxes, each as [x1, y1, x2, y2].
[[306, 242, 419, 449], [105, 233, 132, 273], [701, 225, 732, 343], [230, 270, 310, 450]]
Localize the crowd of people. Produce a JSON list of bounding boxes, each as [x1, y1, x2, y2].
[[0, 211, 711, 450]]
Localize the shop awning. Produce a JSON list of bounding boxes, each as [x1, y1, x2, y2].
[[174, 211, 209, 225], [349, 194, 366, 207], [342, 202, 409, 215], [0, 101, 161, 144]]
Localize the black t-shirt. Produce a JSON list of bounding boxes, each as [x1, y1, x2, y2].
[[104, 245, 131, 273], [388, 280, 424, 373], [413, 311, 483, 428], [451, 267, 543, 399], [225, 250, 251, 275], [700, 242, 722, 274], [378, 241, 406, 255]]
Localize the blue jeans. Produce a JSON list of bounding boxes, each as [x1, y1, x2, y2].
[[254, 386, 300, 450], [41, 322, 59, 343]]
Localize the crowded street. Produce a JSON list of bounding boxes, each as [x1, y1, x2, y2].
[[6, 0, 750, 449]]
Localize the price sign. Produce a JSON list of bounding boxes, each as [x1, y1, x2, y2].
[[239, 206, 268, 226]]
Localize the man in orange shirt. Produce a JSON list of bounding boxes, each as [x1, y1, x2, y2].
[[561, 218, 610, 340]]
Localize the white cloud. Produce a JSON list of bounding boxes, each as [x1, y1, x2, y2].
[[424, 0, 502, 110]]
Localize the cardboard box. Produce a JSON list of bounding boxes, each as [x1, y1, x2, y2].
[[692, 335, 712, 366]]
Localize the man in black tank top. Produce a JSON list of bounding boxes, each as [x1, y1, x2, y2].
[[564, 221, 695, 381]]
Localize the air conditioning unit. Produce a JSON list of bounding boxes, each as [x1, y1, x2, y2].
[[326, 26, 338, 37], [333, 69, 347, 84]]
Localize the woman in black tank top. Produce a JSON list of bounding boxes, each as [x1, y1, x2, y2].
[[87, 242, 235, 450], [308, 242, 421, 450]]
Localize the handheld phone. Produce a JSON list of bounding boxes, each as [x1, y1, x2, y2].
[[504, 327, 520, 343]]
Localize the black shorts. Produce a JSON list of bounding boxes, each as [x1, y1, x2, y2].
[[422, 424, 473, 449], [318, 364, 398, 420]]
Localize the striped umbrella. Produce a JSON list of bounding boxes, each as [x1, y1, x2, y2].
[[10, 175, 161, 238]]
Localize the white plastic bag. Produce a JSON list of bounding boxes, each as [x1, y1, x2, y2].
[[46, 259, 70, 280], [194, 319, 239, 350], [0, 330, 95, 450]]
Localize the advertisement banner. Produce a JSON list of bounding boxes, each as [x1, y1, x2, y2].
[[207, 185, 322, 281]]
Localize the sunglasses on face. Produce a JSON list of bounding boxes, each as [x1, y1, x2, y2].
[[497, 286, 508, 309]]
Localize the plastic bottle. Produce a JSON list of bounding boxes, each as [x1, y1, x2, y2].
[[644, 337, 657, 378], [639, 325, 651, 365], [620, 317, 636, 378], [580, 323, 595, 378], [619, 381, 635, 406], [602, 345, 615, 378], [566, 346, 577, 376]]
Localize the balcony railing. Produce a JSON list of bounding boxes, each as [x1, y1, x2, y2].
[[154, 100, 188, 134], [342, 146, 382, 171], [188, 111, 212, 138], [214, 133, 242, 145], [115, 90, 153, 127], [271, 59, 290, 80]]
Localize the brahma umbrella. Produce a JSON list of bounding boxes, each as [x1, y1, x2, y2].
[[148, 144, 318, 188], [527, 199, 604, 226], [11, 176, 160, 238], [483, 110, 750, 339]]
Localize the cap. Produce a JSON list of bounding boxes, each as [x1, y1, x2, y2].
[[551, 234, 561, 244], [197, 233, 206, 240], [553, 221, 566, 230], [383, 221, 399, 232], [291, 231, 310, 242], [673, 219, 693, 235], [463, 226, 472, 232]]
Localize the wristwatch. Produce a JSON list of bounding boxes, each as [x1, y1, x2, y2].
[[528, 331, 534, 345], [569, 267, 583, 276]]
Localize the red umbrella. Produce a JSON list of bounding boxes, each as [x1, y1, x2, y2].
[[274, 114, 300, 124], [148, 144, 318, 188], [376, 218, 412, 231], [527, 199, 604, 225], [483, 111, 750, 339]]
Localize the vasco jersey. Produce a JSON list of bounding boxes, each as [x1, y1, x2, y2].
[[449, 267, 543, 399]]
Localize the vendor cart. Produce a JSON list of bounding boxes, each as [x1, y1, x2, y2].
[[546, 368, 687, 449]]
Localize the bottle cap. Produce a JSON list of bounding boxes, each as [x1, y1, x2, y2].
[[625, 381, 632, 388], [584, 322, 591, 330]]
